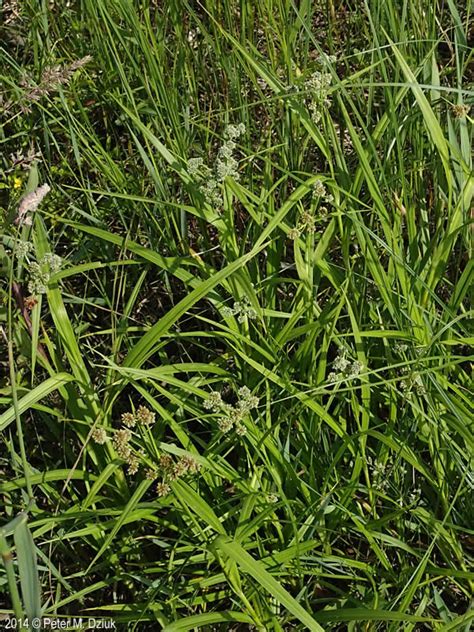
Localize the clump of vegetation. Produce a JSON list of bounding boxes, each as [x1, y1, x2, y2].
[[0, 0, 472, 630]]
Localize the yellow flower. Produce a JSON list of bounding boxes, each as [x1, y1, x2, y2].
[[13, 177, 22, 189]]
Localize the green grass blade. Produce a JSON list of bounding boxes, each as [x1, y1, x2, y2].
[[213, 536, 324, 631], [13, 517, 42, 622]]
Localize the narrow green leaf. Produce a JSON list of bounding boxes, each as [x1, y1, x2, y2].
[[0, 373, 75, 431], [124, 242, 268, 368], [387, 38, 451, 184], [163, 611, 254, 631], [14, 517, 41, 622], [172, 480, 226, 535], [213, 536, 324, 631], [86, 479, 152, 571]]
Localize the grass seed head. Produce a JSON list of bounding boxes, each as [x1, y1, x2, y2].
[[15, 183, 50, 225], [91, 428, 108, 445], [156, 482, 171, 497], [136, 405, 155, 426]]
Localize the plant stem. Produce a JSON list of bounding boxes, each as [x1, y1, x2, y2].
[[0, 534, 24, 625], [4, 231, 34, 504]]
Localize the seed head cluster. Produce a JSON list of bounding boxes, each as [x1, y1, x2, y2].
[[399, 370, 426, 397], [121, 412, 136, 428], [99, 403, 203, 497], [204, 385, 259, 436], [187, 123, 245, 209], [121, 405, 156, 429], [327, 355, 364, 383], [108, 405, 158, 477], [136, 405, 156, 425], [312, 179, 334, 205], [156, 482, 171, 498], [91, 427, 108, 445], [303, 54, 337, 124], [28, 253, 63, 295], [14, 240, 33, 258], [154, 452, 202, 498], [113, 428, 132, 460], [451, 103, 470, 119], [126, 455, 140, 476], [289, 178, 334, 240], [221, 298, 257, 322], [146, 468, 158, 481]]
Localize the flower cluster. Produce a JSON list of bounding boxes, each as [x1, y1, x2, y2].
[[451, 103, 470, 119], [312, 179, 334, 205], [91, 427, 107, 445], [367, 456, 391, 492], [15, 183, 50, 226], [187, 26, 201, 49], [187, 123, 245, 209], [187, 157, 206, 178], [289, 210, 320, 241], [187, 158, 222, 208], [288, 227, 301, 241], [304, 54, 336, 124], [327, 355, 363, 383], [113, 428, 132, 459], [121, 405, 156, 428], [215, 123, 245, 181], [399, 370, 426, 397], [14, 240, 32, 258], [42, 253, 62, 270], [223, 123, 246, 140], [368, 458, 425, 507], [27, 253, 62, 295], [156, 482, 171, 497], [153, 453, 202, 497], [204, 385, 259, 435], [306, 71, 331, 123], [221, 297, 257, 322], [393, 342, 409, 354], [289, 179, 334, 240], [106, 405, 157, 476], [112, 427, 141, 476]]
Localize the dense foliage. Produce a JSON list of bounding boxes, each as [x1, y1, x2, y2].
[[1, 0, 473, 629]]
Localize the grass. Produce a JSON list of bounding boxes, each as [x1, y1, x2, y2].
[[0, 0, 473, 629]]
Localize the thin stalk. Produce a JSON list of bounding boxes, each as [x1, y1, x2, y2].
[[0, 535, 24, 625], [4, 231, 34, 503]]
